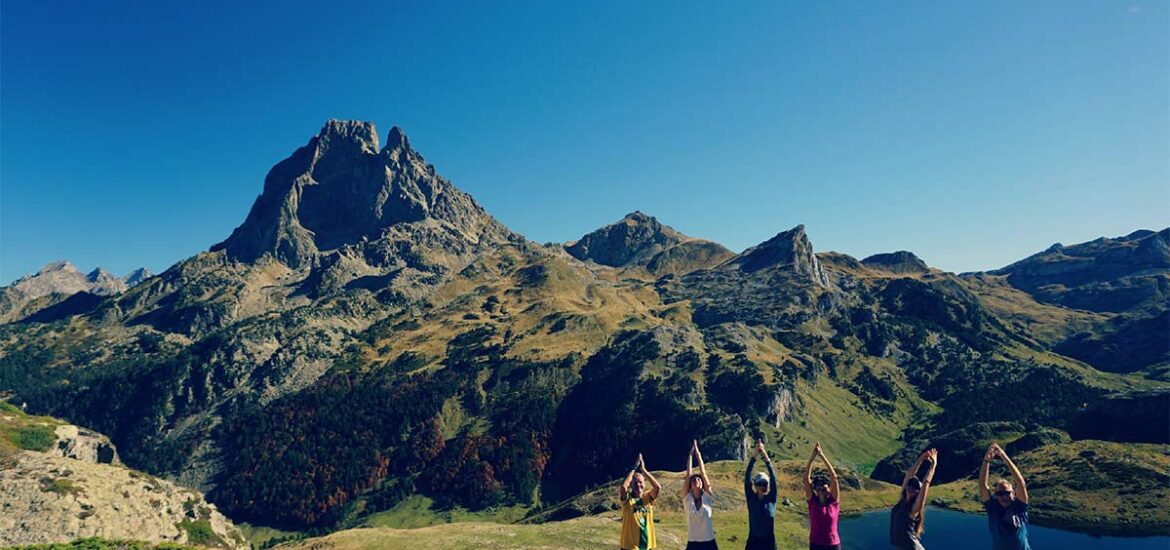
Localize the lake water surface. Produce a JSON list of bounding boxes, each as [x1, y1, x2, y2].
[[835, 507, 1169, 549]]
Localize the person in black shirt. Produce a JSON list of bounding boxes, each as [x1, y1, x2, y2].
[[889, 448, 937, 550], [744, 439, 777, 550]]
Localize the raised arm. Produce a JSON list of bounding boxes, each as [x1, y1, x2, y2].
[[763, 446, 777, 499], [639, 454, 662, 500], [745, 453, 757, 498], [620, 454, 639, 501], [995, 444, 1028, 504], [684, 442, 695, 497], [695, 440, 713, 495], [818, 444, 840, 501], [903, 451, 928, 488], [911, 449, 938, 520], [979, 444, 994, 502], [803, 443, 817, 500]]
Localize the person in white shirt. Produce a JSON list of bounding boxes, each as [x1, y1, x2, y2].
[[683, 439, 719, 550]]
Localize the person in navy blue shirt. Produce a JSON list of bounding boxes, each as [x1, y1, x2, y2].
[[979, 443, 1032, 550], [744, 438, 777, 550]]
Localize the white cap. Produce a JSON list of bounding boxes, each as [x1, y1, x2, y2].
[[752, 472, 770, 486]]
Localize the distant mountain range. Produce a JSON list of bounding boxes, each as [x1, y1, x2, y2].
[[0, 261, 151, 323], [1, 120, 1166, 539]]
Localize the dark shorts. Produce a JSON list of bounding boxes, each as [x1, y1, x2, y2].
[[745, 534, 777, 550], [686, 540, 719, 550], [810, 544, 841, 550]]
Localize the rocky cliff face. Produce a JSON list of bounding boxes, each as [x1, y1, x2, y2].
[[51, 424, 119, 465], [721, 224, 829, 286]]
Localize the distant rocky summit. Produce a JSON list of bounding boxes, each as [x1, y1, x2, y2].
[[123, 267, 155, 287], [862, 251, 930, 274], [566, 211, 732, 275], [992, 228, 1169, 313], [0, 261, 151, 323]]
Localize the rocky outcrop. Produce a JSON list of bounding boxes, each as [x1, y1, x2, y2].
[[0, 451, 245, 548], [721, 225, 829, 286], [766, 386, 798, 427], [52, 424, 119, 465], [862, 251, 929, 274], [0, 409, 242, 548]]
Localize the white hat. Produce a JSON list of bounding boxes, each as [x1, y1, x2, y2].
[[752, 472, 770, 486]]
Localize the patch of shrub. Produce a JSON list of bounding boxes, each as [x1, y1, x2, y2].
[[175, 519, 222, 546], [15, 424, 57, 452], [39, 477, 82, 496]]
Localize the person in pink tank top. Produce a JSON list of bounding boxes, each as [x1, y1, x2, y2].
[[803, 442, 841, 550]]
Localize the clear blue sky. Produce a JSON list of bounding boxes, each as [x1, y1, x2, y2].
[[2, 1, 1167, 284]]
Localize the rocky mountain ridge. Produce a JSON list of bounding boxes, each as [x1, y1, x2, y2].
[[0, 261, 152, 323]]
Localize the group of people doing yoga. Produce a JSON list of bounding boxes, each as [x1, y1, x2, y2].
[[618, 440, 1031, 550]]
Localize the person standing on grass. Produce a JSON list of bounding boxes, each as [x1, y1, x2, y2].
[[803, 442, 841, 550], [684, 439, 718, 550], [620, 452, 662, 550], [890, 448, 938, 550], [979, 443, 1032, 550], [744, 438, 777, 550]]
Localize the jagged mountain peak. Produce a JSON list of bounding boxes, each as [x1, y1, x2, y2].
[[319, 119, 379, 150], [86, 267, 117, 283], [723, 224, 828, 285], [34, 260, 81, 276], [385, 125, 410, 151], [122, 267, 153, 286], [212, 120, 513, 269]]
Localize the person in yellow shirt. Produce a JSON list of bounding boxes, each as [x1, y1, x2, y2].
[[620, 453, 662, 550]]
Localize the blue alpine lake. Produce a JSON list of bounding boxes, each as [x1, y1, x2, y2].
[[834, 507, 1169, 549]]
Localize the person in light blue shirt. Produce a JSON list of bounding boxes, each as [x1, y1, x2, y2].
[[979, 443, 1032, 550]]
